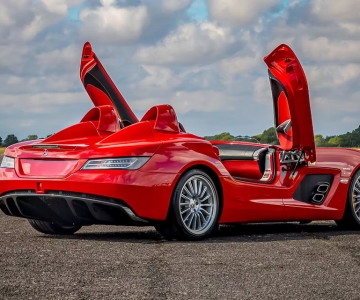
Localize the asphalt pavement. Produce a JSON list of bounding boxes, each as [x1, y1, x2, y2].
[[1, 214, 360, 300]]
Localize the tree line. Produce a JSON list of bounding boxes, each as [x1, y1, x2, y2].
[[204, 125, 360, 147], [0, 135, 40, 147], [1, 125, 360, 147]]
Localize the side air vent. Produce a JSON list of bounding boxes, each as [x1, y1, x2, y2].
[[293, 175, 333, 205]]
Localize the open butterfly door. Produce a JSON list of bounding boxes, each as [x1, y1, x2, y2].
[[264, 44, 316, 162], [80, 42, 138, 126]]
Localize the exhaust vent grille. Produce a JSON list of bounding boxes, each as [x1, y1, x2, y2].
[[293, 174, 333, 205]]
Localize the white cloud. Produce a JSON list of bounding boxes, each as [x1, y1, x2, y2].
[[219, 31, 262, 74], [0, 0, 82, 41], [79, 3, 149, 44], [207, 0, 282, 27], [132, 65, 181, 94], [311, 0, 360, 23], [36, 45, 79, 73], [133, 22, 235, 65], [340, 22, 360, 34], [253, 77, 270, 104], [0, 44, 30, 72], [161, 0, 191, 13], [301, 37, 360, 62], [132, 90, 236, 114], [0, 92, 88, 114], [306, 63, 360, 90]]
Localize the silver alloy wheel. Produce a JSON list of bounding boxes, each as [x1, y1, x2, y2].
[[352, 175, 360, 220], [179, 174, 218, 235]]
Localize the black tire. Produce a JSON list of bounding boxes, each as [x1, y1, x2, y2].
[[28, 219, 82, 235], [155, 169, 220, 241], [336, 170, 360, 230]]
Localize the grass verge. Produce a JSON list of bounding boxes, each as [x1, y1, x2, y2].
[[0, 147, 5, 158]]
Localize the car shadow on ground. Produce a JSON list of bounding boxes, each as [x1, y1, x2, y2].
[[39, 222, 360, 244]]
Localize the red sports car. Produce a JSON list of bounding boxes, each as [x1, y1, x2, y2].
[[1, 43, 360, 240]]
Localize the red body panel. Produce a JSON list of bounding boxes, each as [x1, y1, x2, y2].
[[1, 43, 360, 228]]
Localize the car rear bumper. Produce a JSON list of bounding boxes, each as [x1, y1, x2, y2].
[[0, 192, 149, 226], [0, 169, 179, 222]]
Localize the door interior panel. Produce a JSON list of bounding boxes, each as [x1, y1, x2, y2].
[[222, 160, 263, 180], [213, 144, 270, 181]]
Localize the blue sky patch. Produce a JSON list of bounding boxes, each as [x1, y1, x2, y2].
[[68, 2, 84, 21], [186, 0, 209, 22]]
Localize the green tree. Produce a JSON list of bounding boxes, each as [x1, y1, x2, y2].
[[22, 135, 38, 141], [328, 136, 342, 147], [256, 127, 279, 145], [0, 136, 2, 146], [204, 132, 236, 141], [314, 134, 328, 147], [3, 134, 19, 147]]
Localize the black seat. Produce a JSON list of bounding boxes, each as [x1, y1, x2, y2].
[[214, 144, 268, 174], [214, 144, 263, 160]]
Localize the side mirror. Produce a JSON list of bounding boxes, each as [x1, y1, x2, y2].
[[276, 119, 291, 134]]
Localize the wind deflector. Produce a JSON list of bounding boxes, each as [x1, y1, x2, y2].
[[80, 42, 138, 126]]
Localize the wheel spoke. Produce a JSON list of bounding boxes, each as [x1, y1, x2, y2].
[[194, 179, 198, 195], [199, 211, 206, 223], [193, 214, 197, 230], [188, 181, 195, 195], [200, 194, 210, 202], [181, 207, 190, 214], [201, 204, 212, 207], [188, 213, 195, 227], [200, 186, 207, 198], [181, 194, 192, 202], [196, 180, 202, 196], [183, 186, 192, 196], [355, 181, 360, 189], [200, 208, 210, 215], [354, 186, 360, 194], [183, 210, 192, 222]]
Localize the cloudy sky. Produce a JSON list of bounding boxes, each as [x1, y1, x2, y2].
[[1, 0, 360, 140]]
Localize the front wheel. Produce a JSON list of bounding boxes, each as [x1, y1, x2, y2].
[[336, 170, 360, 230], [28, 219, 82, 235], [155, 169, 220, 241]]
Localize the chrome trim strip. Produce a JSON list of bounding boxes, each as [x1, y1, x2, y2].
[[253, 148, 267, 161]]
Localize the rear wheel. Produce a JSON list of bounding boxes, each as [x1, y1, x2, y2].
[[336, 170, 360, 230], [28, 219, 82, 235], [155, 169, 220, 241]]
